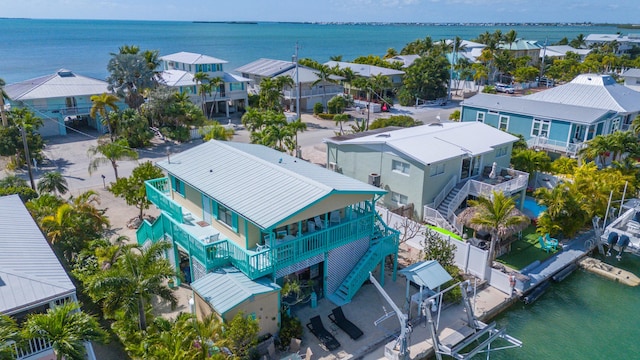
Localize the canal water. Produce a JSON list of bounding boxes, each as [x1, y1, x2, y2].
[[476, 254, 640, 359]]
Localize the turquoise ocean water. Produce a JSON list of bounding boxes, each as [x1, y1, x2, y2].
[[2, 19, 640, 359], [1, 19, 638, 84]]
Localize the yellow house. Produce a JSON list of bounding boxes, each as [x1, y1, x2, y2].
[[137, 140, 399, 334]]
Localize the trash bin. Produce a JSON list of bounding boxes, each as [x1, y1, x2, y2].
[[310, 291, 317, 308]]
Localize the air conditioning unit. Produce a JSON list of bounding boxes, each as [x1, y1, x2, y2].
[[368, 173, 381, 187], [328, 162, 338, 172]]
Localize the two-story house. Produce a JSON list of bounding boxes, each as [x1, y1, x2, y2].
[[4, 69, 123, 137], [137, 140, 399, 335], [621, 68, 640, 92], [498, 39, 542, 67], [461, 74, 640, 156], [324, 61, 404, 107], [159, 52, 250, 117], [324, 122, 528, 233], [235, 58, 343, 111], [0, 195, 96, 360]]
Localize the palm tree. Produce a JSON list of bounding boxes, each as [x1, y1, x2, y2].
[[0, 314, 21, 359], [312, 64, 336, 109], [329, 55, 343, 61], [201, 121, 234, 141], [460, 191, 530, 263], [208, 76, 224, 118], [87, 138, 138, 179], [87, 241, 177, 330], [511, 148, 551, 186], [570, 34, 586, 49], [22, 301, 107, 360], [258, 77, 282, 111], [578, 134, 614, 167], [37, 171, 68, 195], [0, 77, 8, 127], [90, 93, 120, 142], [106, 53, 157, 110], [334, 114, 349, 135], [504, 29, 518, 50], [194, 72, 210, 115]]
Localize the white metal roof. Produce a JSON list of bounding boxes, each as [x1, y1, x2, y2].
[[0, 195, 75, 315], [234, 58, 294, 77], [622, 68, 640, 78], [275, 66, 342, 84], [160, 51, 228, 65], [223, 72, 250, 83], [462, 93, 613, 125], [191, 268, 280, 315], [4, 69, 111, 101], [542, 45, 591, 58], [155, 141, 384, 229], [160, 69, 196, 87], [324, 61, 405, 77], [325, 122, 517, 166], [524, 74, 640, 114]]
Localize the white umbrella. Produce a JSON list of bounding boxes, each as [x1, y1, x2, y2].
[[488, 162, 497, 179]]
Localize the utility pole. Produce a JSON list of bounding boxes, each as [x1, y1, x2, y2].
[[0, 95, 7, 127], [293, 42, 302, 158], [20, 125, 36, 190], [539, 37, 548, 83], [448, 39, 457, 101]]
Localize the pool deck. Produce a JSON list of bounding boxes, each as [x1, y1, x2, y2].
[[520, 230, 595, 292]]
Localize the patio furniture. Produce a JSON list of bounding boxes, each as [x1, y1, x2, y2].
[[544, 234, 559, 250], [314, 216, 324, 230], [307, 220, 316, 233], [539, 236, 554, 253], [288, 338, 301, 353], [328, 306, 363, 340], [306, 316, 340, 351]]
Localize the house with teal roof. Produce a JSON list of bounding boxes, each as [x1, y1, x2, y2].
[[137, 140, 399, 334], [460, 74, 640, 156]]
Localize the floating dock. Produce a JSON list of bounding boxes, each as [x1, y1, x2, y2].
[[578, 257, 640, 286]]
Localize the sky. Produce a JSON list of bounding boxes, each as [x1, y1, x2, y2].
[[2, 0, 639, 24]]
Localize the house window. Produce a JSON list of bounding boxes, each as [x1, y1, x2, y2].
[[230, 82, 244, 91], [392, 159, 410, 175], [430, 163, 445, 177], [496, 146, 508, 158], [217, 204, 233, 227], [499, 115, 509, 131], [391, 191, 408, 205], [531, 118, 550, 138], [476, 112, 485, 123], [611, 118, 620, 132], [172, 177, 185, 197]]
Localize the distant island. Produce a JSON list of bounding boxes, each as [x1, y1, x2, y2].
[[193, 21, 257, 24]]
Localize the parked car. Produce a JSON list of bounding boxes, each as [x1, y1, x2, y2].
[[495, 83, 515, 94]]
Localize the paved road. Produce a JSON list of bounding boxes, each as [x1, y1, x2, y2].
[[3, 102, 459, 192]]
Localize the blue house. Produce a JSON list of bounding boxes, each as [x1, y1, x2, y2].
[[137, 140, 399, 334], [461, 74, 640, 156], [4, 69, 124, 137]]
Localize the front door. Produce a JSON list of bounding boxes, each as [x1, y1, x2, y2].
[[461, 157, 471, 180], [202, 194, 212, 224]]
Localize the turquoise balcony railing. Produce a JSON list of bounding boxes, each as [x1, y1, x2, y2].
[[146, 178, 183, 223]]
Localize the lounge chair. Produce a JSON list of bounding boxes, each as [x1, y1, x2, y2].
[[538, 236, 553, 253], [328, 307, 363, 340], [314, 216, 324, 230], [306, 316, 340, 351], [544, 234, 559, 250]]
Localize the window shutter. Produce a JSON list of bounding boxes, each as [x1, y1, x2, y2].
[[212, 201, 219, 219], [232, 213, 238, 232]]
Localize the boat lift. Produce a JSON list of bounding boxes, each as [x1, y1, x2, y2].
[[425, 280, 522, 360], [369, 272, 522, 360]]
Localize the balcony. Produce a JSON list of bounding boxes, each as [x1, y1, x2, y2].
[[141, 178, 379, 280], [282, 86, 343, 98], [527, 136, 586, 156]]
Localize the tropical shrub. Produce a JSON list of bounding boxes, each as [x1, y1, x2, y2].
[[370, 115, 421, 129], [313, 102, 324, 115]]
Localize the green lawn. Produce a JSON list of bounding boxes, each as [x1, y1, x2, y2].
[[495, 226, 557, 270]]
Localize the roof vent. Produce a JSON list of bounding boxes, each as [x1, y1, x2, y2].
[[57, 69, 74, 77], [429, 122, 444, 126], [375, 133, 391, 138]]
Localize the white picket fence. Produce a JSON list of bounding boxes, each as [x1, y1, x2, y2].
[[378, 206, 493, 284]]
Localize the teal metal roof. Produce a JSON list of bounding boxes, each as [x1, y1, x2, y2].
[[0, 195, 75, 315], [191, 268, 280, 315], [156, 140, 384, 229], [399, 260, 452, 289]]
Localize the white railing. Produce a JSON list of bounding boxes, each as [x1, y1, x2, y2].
[[423, 206, 458, 233], [446, 181, 471, 220], [428, 175, 457, 209], [527, 136, 586, 156], [13, 337, 53, 359]]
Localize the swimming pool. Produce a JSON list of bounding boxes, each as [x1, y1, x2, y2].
[[523, 196, 547, 219]]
